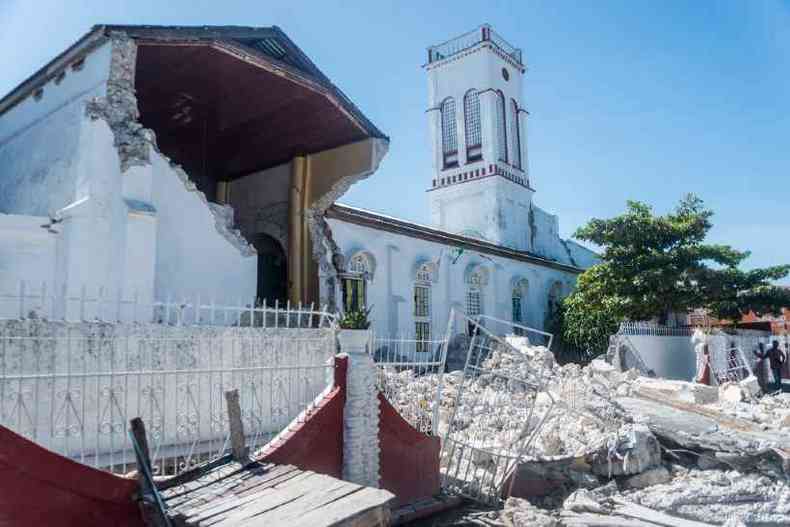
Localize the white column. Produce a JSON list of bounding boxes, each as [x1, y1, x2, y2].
[[337, 330, 380, 488]]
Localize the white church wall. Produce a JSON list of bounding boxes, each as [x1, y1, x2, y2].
[[0, 214, 57, 317], [148, 147, 257, 305], [0, 42, 112, 217], [327, 215, 581, 339], [530, 205, 566, 261], [0, 60, 256, 313]]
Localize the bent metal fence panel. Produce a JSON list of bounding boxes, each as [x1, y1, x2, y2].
[[440, 311, 558, 505], [369, 328, 450, 436], [0, 310, 337, 476]]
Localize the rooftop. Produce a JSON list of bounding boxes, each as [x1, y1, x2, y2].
[[426, 24, 523, 68], [328, 203, 583, 274]]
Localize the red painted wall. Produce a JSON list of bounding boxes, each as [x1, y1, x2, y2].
[[258, 355, 347, 478], [0, 426, 143, 527], [0, 353, 443, 525], [378, 394, 441, 507]]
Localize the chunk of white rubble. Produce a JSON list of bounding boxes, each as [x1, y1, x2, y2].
[[589, 358, 616, 379], [622, 465, 671, 489], [739, 375, 761, 398], [636, 378, 719, 405], [628, 469, 790, 524], [719, 382, 745, 403], [562, 488, 606, 514], [502, 497, 558, 527], [592, 423, 661, 477]]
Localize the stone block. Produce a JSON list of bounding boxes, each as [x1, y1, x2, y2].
[[592, 424, 661, 477], [739, 375, 761, 398], [637, 378, 718, 405], [621, 466, 671, 489], [719, 383, 744, 403]]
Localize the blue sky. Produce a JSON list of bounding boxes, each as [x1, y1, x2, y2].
[[1, 1, 788, 281]]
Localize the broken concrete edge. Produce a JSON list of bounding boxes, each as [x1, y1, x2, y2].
[[306, 137, 389, 309], [85, 32, 257, 257]]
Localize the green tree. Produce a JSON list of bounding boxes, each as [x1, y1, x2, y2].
[[560, 194, 790, 356]]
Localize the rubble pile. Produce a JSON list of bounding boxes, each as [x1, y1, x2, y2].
[[714, 391, 790, 432], [378, 334, 790, 526]]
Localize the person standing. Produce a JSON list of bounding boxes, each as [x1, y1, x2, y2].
[[754, 340, 786, 392]]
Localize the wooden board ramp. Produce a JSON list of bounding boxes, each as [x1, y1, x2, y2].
[[131, 389, 394, 527], [160, 461, 394, 527]]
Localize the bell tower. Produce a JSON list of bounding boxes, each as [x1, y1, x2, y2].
[[425, 25, 533, 251]]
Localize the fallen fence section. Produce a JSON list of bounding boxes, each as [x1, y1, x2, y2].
[[440, 311, 558, 505], [0, 317, 337, 476]]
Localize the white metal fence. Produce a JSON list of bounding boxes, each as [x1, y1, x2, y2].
[[618, 321, 695, 337], [0, 311, 337, 476], [0, 280, 336, 328], [369, 333, 449, 435]]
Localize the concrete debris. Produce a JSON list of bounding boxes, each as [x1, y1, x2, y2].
[[634, 378, 720, 405], [501, 497, 558, 527], [621, 466, 671, 490], [381, 332, 790, 525]]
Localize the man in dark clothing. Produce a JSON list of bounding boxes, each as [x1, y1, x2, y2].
[[755, 340, 786, 392]]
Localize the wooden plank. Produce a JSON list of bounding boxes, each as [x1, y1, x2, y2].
[[161, 461, 248, 500], [186, 471, 320, 526], [207, 472, 331, 526], [166, 464, 295, 509], [224, 390, 250, 463], [168, 466, 301, 518], [158, 455, 236, 492], [232, 466, 304, 498], [173, 471, 302, 522], [285, 486, 395, 527], [234, 480, 364, 526]]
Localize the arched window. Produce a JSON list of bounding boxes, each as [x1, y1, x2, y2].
[[495, 91, 508, 163], [511, 99, 521, 169], [465, 266, 488, 336], [440, 97, 458, 168], [512, 278, 529, 335], [413, 262, 435, 353], [342, 251, 374, 313], [464, 89, 482, 162]]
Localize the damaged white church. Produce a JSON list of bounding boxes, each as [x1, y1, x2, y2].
[[0, 24, 597, 338]]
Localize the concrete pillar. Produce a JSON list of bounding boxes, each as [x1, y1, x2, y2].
[[289, 156, 307, 304], [337, 329, 380, 488]]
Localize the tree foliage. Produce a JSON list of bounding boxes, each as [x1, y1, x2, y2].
[[560, 194, 790, 356]]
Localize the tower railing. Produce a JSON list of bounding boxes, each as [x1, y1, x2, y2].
[[427, 25, 523, 66]]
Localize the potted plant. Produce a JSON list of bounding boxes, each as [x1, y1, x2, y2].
[[337, 306, 373, 354]]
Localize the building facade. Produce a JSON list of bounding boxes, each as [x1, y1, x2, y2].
[[323, 26, 599, 340], [0, 25, 387, 318]]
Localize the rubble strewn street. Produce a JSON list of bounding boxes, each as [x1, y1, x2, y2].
[[381, 335, 790, 526]]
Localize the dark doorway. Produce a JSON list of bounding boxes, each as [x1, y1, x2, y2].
[[255, 234, 288, 306]]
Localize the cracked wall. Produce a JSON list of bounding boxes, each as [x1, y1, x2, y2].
[[307, 138, 389, 310]]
